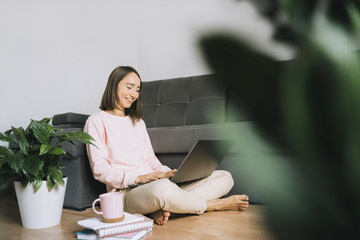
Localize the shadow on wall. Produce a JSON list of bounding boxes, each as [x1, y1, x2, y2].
[[200, 0, 360, 239]]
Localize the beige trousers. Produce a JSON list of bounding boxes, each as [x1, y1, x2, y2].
[[119, 170, 234, 215]]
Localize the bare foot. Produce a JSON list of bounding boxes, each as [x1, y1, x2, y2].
[[206, 195, 249, 212], [150, 210, 171, 225]]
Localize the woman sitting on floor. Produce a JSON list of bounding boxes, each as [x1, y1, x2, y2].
[[84, 66, 249, 225]]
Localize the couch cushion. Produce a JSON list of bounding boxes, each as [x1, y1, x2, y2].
[[141, 74, 226, 128], [147, 121, 280, 155], [147, 122, 241, 153]]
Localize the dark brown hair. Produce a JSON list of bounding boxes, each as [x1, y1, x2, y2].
[[100, 66, 142, 123]]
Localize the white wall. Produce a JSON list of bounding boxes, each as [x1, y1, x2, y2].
[[0, 0, 138, 138], [0, 0, 293, 143], [136, 0, 293, 80]]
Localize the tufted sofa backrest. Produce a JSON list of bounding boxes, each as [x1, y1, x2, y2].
[[141, 74, 227, 128]]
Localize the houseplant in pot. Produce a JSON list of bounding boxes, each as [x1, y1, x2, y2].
[[0, 117, 96, 229]]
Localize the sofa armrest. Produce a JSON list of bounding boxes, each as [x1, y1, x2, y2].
[[52, 112, 89, 128]]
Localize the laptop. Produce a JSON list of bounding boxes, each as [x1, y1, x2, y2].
[[170, 140, 234, 184], [129, 140, 234, 188]]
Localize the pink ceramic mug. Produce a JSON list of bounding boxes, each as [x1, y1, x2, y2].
[[92, 192, 124, 223]]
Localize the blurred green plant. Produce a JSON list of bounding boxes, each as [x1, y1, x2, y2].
[[0, 118, 95, 192], [201, 0, 360, 239]]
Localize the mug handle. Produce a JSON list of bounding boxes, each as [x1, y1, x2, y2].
[[92, 198, 102, 215]]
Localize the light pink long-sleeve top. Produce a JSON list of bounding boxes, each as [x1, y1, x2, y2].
[[83, 111, 171, 191]]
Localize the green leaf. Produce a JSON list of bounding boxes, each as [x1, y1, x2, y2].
[[29, 119, 50, 145], [67, 131, 97, 147], [0, 132, 17, 144], [68, 131, 94, 141], [39, 117, 51, 125], [0, 157, 8, 168], [49, 147, 66, 155], [30, 143, 41, 152], [46, 174, 55, 191], [0, 146, 12, 157], [39, 160, 44, 171], [4, 129, 12, 135], [53, 129, 97, 148], [7, 151, 23, 174], [23, 155, 41, 176], [33, 176, 43, 192], [11, 126, 25, 141], [48, 167, 64, 186], [22, 168, 32, 182], [39, 144, 54, 155], [50, 155, 63, 169], [20, 178, 29, 188], [52, 130, 68, 139], [18, 135, 30, 155], [46, 123, 54, 133]]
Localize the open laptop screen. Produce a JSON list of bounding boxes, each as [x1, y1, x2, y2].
[[170, 140, 234, 184]]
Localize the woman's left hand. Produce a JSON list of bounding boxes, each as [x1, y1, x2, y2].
[[134, 169, 177, 184], [159, 169, 177, 179], [150, 169, 177, 180]]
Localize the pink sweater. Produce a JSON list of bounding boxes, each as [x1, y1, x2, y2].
[[84, 111, 171, 190]]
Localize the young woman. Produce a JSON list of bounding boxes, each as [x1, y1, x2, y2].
[[84, 66, 249, 225]]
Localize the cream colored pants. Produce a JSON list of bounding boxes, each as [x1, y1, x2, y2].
[[119, 170, 234, 215]]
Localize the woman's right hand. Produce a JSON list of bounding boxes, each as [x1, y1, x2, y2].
[[134, 169, 177, 184]]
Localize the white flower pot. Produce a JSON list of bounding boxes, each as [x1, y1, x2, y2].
[[14, 177, 68, 229]]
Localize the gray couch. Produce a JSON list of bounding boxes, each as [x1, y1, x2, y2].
[[55, 73, 272, 210]]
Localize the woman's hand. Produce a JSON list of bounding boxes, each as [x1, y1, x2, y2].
[[159, 169, 177, 179], [135, 169, 177, 184]]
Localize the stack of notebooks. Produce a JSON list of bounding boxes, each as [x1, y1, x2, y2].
[[76, 212, 153, 240]]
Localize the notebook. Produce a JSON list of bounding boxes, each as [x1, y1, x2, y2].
[[76, 228, 152, 240], [77, 213, 153, 238]]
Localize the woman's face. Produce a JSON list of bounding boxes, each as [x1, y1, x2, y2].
[[116, 72, 141, 110]]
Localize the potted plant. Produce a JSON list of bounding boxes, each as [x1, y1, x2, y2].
[[0, 117, 95, 229]]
